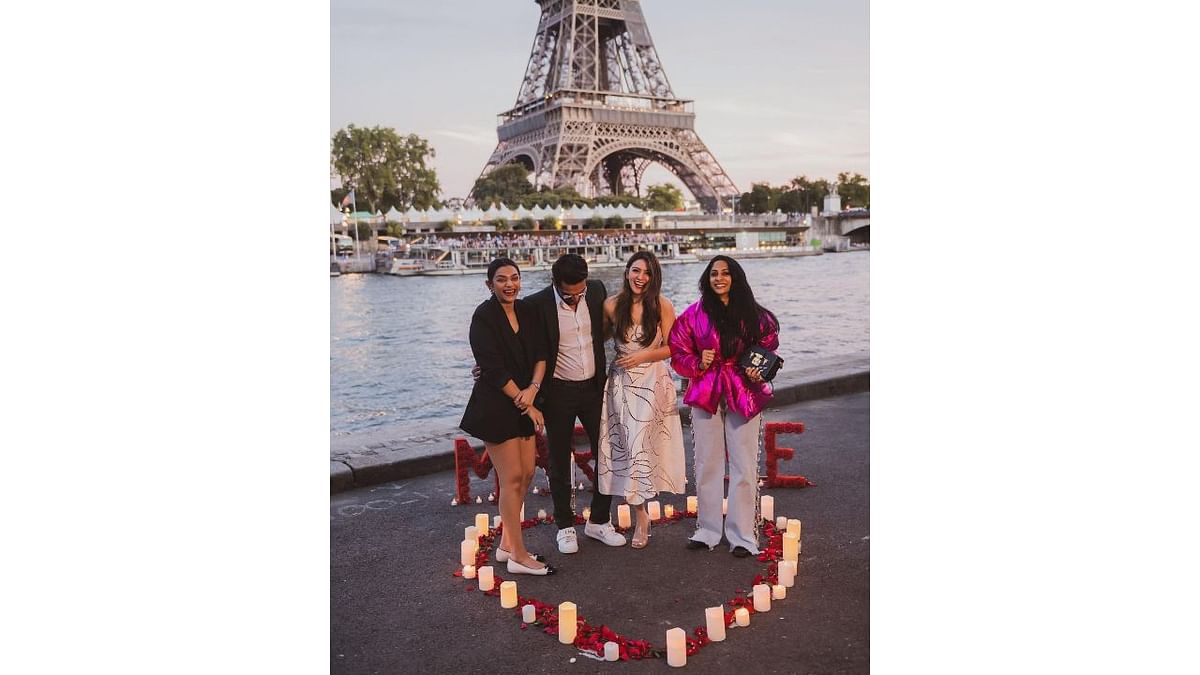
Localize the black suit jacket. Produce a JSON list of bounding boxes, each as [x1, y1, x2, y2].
[[527, 279, 608, 393], [459, 297, 546, 443]]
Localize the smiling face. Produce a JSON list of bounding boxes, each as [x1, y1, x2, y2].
[[486, 265, 521, 304], [708, 259, 732, 303], [627, 259, 652, 298]]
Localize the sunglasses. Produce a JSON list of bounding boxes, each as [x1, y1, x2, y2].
[[559, 289, 586, 304]]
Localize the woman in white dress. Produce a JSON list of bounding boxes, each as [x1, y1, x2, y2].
[[597, 251, 687, 549]]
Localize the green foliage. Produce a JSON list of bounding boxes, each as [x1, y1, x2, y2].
[[385, 223, 406, 237], [540, 215, 559, 231], [810, 238, 822, 248], [514, 217, 536, 231], [330, 125, 442, 214], [605, 215, 626, 229], [491, 218, 510, 232], [472, 164, 534, 208], [836, 172, 870, 209], [437, 219, 456, 232], [584, 215, 606, 230], [737, 183, 782, 214], [354, 222, 374, 240], [644, 183, 684, 211]]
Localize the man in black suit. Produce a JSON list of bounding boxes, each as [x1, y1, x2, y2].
[[528, 254, 627, 554]]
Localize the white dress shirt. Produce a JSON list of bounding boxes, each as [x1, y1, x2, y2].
[[553, 286, 595, 381]]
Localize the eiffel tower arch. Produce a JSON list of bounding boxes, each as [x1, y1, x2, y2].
[[471, 0, 739, 213]]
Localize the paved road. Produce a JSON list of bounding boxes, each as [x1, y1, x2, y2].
[[331, 392, 869, 674]]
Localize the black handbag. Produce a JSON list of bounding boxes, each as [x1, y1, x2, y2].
[[738, 345, 784, 382]]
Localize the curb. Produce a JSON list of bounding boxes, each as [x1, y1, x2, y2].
[[331, 358, 868, 495]]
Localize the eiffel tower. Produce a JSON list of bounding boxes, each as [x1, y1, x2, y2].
[[472, 0, 739, 213]]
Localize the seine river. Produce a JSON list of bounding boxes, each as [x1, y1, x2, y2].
[[330, 252, 868, 442]]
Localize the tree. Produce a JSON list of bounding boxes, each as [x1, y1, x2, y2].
[[491, 218, 510, 232], [836, 172, 870, 209], [644, 183, 684, 211], [584, 215, 606, 230], [540, 215, 559, 231], [741, 183, 781, 214], [605, 215, 626, 229], [330, 125, 442, 214], [471, 164, 535, 208], [514, 217, 536, 231]]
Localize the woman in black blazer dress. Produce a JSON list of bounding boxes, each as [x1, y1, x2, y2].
[[460, 258, 555, 575]]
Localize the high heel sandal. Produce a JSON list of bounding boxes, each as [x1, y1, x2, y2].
[[631, 517, 650, 549]]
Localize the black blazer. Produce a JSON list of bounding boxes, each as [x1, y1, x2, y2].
[[526, 279, 608, 393], [459, 297, 546, 443]]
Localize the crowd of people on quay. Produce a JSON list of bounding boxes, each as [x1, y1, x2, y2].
[[412, 232, 689, 251]]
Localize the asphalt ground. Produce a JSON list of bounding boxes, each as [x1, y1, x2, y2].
[[331, 392, 869, 674]]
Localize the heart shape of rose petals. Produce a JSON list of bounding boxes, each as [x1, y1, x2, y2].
[[452, 512, 794, 662]]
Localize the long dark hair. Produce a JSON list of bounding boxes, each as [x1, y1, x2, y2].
[[698, 255, 779, 358], [614, 251, 662, 348]]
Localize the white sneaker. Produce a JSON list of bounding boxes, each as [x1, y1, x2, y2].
[[556, 527, 579, 554], [584, 521, 628, 547]]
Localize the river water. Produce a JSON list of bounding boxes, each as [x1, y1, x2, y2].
[[331, 252, 868, 442]]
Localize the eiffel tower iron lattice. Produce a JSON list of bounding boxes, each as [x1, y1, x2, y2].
[[471, 0, 739, 213]]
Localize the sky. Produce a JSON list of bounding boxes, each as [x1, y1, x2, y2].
[[331, 0, 869, 202]]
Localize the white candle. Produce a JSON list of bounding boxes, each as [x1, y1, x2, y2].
[[500, 580, 518, 608], [666, 627, 686, 667], [776, 516, 788, 530], [604, 641, 619, 661], [735, 607, 750, 627], [493, 515, 502, 529], [686, 495, 698, 513], [461, 539, 478, 566], [522, 604, 536, 623], [753, 584, 771, 612], [664, 504, 675, 519], [462, 564, 476, 579], [783, 533, 799, 562], [760, 495, 774, 522], [478, 565, 495, 592], [772, 584, 786, 600], [722, 498, 728, 515], [537, 508, 547, 520], [464, 525, 478, 542], [558, 601, 577, 644], [582, 506, 591, 520], [778, 560, 796, 588], [617, 504, 631, 529], [787, 519, 802, 540], [647, 501, 661, 520], [475, 513, 490, 537], [705, 606, 726, 642]]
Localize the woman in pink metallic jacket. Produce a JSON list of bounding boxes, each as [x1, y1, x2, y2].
[[668, 255, 779, 557]]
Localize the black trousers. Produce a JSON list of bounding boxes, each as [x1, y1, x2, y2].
[[543, 379, 612, 529]]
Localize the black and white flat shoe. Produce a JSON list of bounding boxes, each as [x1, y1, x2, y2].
[[507, 558, 557, 576], [495, 548, 546, 563]]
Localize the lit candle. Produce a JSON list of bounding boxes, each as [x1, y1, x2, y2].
[[772, 584, 786, 600], [663, 504, 675, 518], [500, 581, 518, 608], [558, 601, 577, 643], [522, 604, 536, 623], [617, 504, 631, 529], [722, 498, 728, 515], [760, 495, 774, 522], [783, 532, 799, 563], [787, 519, 802, 540], [735, 607, 750, 627], [604, 641, 619, 661], [462, 564, 476, 579], [475, 513, 490, 537], [582, 507, 591, 520], [461, 539, 477, 566], [686, 495, 698, 513], [493, 515, 502, 529], [464, 525, 478, 542], [776, 516, 788, 530], [478, 565, 495, 592], [666, 627, 686, 667], [705, 606, 726, 642], [778, 560, 796, 588], [537, 508, 547, 520], [647, 501, 661, 520], [753, 584, 771, 612]]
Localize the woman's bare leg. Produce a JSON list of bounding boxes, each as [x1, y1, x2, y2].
[[489, 438, 543, 570]]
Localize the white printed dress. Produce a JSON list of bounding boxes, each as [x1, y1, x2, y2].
[[597, 326, 687, 504]]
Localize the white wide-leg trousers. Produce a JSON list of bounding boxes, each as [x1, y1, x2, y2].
[[688, 405, 762, 553]]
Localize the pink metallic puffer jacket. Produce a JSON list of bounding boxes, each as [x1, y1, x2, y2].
[[668, 301, 779, 418]]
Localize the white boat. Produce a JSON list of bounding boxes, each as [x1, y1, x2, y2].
[[691, 246, 821, 261], [386, 258, 435, 276]]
